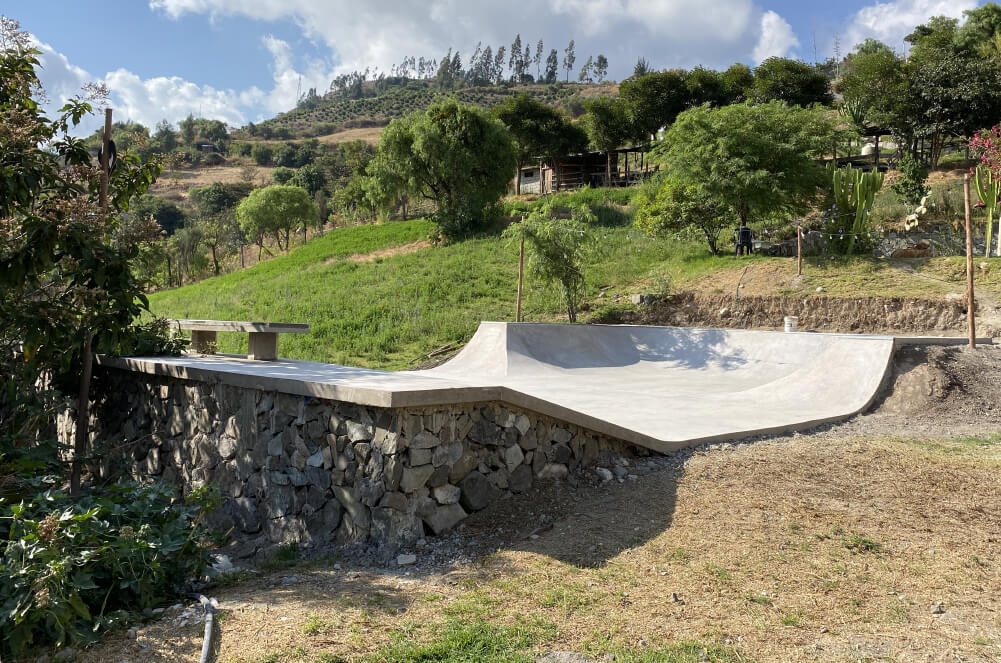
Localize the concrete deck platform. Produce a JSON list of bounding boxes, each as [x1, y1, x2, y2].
[[99, 323, 981, 453]]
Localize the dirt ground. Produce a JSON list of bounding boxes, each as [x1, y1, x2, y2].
[[70, 345, 1001, 663]]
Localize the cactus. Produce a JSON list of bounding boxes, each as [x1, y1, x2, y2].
[[827, 163, 884, 254], [974, 166, 1001, 258]]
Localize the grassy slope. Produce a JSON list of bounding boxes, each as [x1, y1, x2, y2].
[[149, 183, 1001, 369]]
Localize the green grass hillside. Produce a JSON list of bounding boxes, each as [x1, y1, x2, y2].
[[148, 194, 719, 368]]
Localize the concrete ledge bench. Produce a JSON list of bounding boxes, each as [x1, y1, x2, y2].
[[171, 319, 310, 361]]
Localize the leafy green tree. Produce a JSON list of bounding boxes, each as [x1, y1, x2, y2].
[[273, 166, 295, 185], [503, 203, 599, 322], [578, 55, 594, 83], [691, 66, 738, 107], [0, 22, 164, 501], [179, 113, 196, 144], [633, 57, 650, 77], [153, 119, 177, 153], [188, 181, 253, 216], [581, 97, 632, 184], [366, 99, 517, 238], [636, 178, 732, 255], [235, 185, 317, 252], [291, 163, 325, 196], [891, 152, 929, 206], [131, 194, 185, 234], [660, 102, 836, 226], [494, 93, 587, 193], [250, 142, 273, 166], [721, 63, 754, 103], [619, 70, 690, 141], [194, 211, 238, 275], [751, 57, 832, 107], [836, 41, 905, 131]]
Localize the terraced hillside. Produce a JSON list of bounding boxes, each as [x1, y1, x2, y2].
[[251, 80, 616, 138]]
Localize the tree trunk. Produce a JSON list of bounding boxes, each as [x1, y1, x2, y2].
[[606, 152, 612, 187], [212, 247, 220, 275], [516, 163, 522, 195]]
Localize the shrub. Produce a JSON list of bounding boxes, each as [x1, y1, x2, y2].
[[251, 143, 274, 166], [892, 153, 930, 206], [0, 483, 218, 656]]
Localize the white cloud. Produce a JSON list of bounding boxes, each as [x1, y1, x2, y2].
[[150, 0, 767, 77], [28, 31, 328, 133], [753, 10, 799, 63], [843, 0, 977, 52]]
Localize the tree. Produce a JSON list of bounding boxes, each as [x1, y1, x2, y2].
[[131, 194, 185, 235], [502, 203, 599, 322], [251, 142, 273, 166], [536, 39, 545, 80], [494, 46, 507, 84], [0, 22, 164, 499], [563, 40, 576, 82], [686, 66, 728, 107], [751, 57, 833, 106], [494, 93, 587, 193], [578, 55, 594, 83], [595, 55, 609, 83], [179, 113, 196, 144], [545, 49, 559, 83], [235, 185, 318, 252], [721, 63, 754, 103], [619, 70, 690, 140], [660, 102, 836, 226], [836, 41, 905, 132], [636, 179, 732, 255], [366, 99, 517, 238], [581, 97, 632, 184], [189, 181, 254, 216], [957, 3, 1001, 56], [291, 163, 326, 196], [509, 34, 524, 82], [633, 57, 650, 77], [273, 166, 295, 185], [153, 119, 177, 153]]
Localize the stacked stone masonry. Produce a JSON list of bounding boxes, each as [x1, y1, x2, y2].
[[83, 368, 643, 551]]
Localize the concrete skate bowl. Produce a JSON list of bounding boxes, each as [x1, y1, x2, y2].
[[417, 323, 897, 453]]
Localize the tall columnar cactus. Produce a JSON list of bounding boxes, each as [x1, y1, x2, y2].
[[974, 165, 1001, 258], [828, 163, 885, 254]]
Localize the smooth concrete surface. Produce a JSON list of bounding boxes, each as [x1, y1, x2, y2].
[[101, 323, 907, 452]]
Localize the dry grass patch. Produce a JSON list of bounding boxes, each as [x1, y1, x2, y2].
[[77, 435, 1000, 663]]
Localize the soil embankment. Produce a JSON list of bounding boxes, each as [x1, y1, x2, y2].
[[604, 292, 976, 335]]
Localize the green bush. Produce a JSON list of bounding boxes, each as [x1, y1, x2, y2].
[[891, 153, 930, 206], [0, 483, 218, 657], [251, 143, 274, 166]]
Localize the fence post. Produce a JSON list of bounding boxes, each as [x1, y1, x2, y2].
[[516, 231, 525, 323], [964, 174, 976, 349], [797, 225, 803, 276]]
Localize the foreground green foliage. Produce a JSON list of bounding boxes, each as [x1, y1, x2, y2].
[[635, 178, 730, 255], [0, 483, 217, 657]]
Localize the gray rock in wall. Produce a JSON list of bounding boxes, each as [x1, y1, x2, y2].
[[459, 471, 499, 512]]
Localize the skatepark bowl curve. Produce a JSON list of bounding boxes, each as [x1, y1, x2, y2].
[[99, 322, 991, 454]]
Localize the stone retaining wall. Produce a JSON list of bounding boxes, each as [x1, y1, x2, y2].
[[78, 367, 641, 554]]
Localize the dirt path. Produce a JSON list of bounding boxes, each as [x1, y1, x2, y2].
[[78, 346, 1001, 663]]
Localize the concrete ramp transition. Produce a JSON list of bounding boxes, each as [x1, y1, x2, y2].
[[102, 323, 908, 453], [416, 323, 896, 452]]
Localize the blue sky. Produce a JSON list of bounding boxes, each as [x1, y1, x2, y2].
[[8, 0, 989, 133]]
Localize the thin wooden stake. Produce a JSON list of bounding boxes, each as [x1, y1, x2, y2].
[[516, 232, 525, 323], [964, 174, 977, 349], [797, 225, 803, 276], [72, 108, 111, 495]]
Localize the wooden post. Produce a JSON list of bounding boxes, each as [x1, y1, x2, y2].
[[516, 233, 525, 323], [797, 225, 803, 276], [964, 174, 977, 349], [71, 108, 111, 495]]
